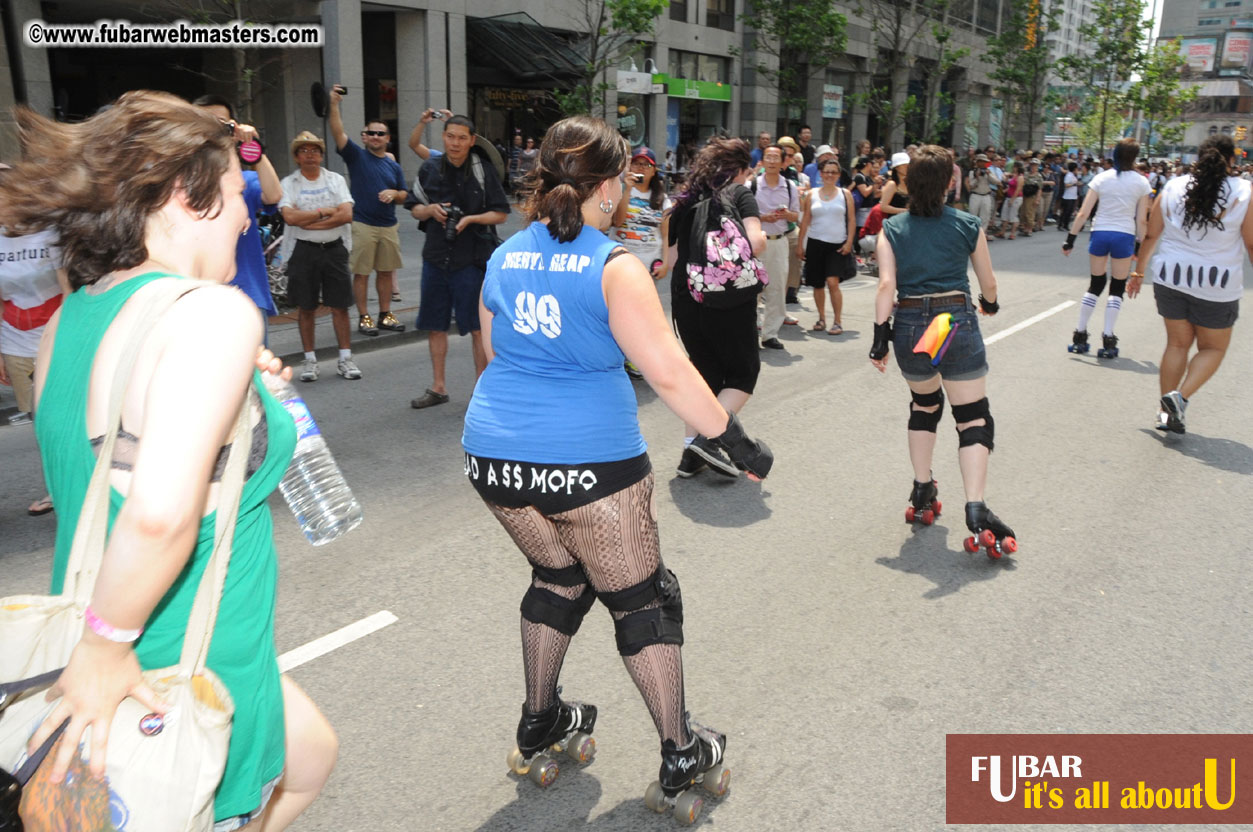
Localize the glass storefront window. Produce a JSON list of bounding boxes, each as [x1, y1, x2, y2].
[[617, 93, 649, 147]]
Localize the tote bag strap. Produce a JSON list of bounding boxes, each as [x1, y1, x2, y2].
[[179, 390, 252, 675], [63, 278, 213, 602]]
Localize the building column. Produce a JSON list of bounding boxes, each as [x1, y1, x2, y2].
[[396, 10, 426, 173], [649, 44, 670, 155], [10, 0, 52, 117], [978, 88, 994, 150], [0, 8, 19, 160], [320, 0, 364, 175], [447, 12, 468, 119], [949, 75, 970, 151]]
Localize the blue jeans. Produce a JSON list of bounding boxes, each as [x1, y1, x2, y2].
[[892, 295, 989, 382]]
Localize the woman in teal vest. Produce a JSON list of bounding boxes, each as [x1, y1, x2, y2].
[[0, 91, 336, 831]]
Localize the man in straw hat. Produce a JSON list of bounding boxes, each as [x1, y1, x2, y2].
[[278, 130, 361, 381]]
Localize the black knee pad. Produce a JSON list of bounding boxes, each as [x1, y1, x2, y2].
[[599, 567, 684, 656], [520, 582, 596, 637], [951, 398, 995, 452], [528, 560, 590, 588], [1087, 274, 1107, 296], [908, 388, 945, 432], [1108, 278, 1127, 298]]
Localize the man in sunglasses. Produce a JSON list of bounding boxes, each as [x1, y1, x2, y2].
[[328, 83, 408, 336]]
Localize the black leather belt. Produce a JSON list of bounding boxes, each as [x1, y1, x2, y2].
[[897, 294, 968, 309], [297, 238, 343, 248], [766, 233, 786, 240]]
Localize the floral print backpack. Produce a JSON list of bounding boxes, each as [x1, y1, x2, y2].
[[685, 191, 768, 308]]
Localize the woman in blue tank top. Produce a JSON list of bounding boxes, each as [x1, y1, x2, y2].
[[462, 116, 771, 818], [867, 145, 1018, 559]]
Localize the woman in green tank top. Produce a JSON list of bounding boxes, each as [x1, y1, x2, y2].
[[0, 92, 336, 830]]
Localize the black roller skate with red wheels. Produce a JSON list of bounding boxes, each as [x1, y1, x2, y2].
[[963, 501, 1018, 560], [1096, 333, 1119, 359], [644, 719, 730, 826], [506, 691, 598, 788], [1066, 329, 1090, 354], [904, 477, 942, 526]]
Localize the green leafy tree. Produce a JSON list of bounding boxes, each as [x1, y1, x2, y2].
[[920, 14, 971, 145], [555, 0, 669, 117], [1130, 39, 1197, 156], [985, 0, 1062, 150], [1057, 0, 1152, 155], [1071, 101, 1128, 151], [736, 0, 848, 133]]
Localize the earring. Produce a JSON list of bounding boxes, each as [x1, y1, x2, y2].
[[599, 199, 614, 214]]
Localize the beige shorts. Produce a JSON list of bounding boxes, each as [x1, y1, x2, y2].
[[349, 222, 403, 275], [2, 353, 36, 413]]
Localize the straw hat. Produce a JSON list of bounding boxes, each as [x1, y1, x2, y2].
[[290, 130, 326, 157], [777, 136, 800, 153]]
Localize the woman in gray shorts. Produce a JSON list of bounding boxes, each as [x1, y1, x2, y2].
[[1133, 134, 1250, 434]]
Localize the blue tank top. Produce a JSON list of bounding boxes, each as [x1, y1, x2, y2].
[[463, 221, 647, 463]]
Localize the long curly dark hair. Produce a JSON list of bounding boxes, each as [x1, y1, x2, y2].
[[671, 136, 752, 212], [1183, 135, 1236, 235]]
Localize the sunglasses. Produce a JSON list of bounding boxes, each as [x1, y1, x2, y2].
[[362, 130, 388, 137]]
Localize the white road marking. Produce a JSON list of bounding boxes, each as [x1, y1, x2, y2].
[[278, 610, 398, 672], [983, 301, 1075, 345]]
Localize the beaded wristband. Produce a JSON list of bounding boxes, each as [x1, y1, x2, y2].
[[84, 605, 143, 643]]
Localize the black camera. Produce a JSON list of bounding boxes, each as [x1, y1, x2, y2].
[[443, 204, 463, 243]]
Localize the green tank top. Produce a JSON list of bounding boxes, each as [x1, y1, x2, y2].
[[35, 272, 297, 820]]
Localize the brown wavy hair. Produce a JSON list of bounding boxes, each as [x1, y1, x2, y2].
[[521, 116, 629, 243], [671, 136, 752, 212], [906, 145, 954, 218], [0, 90, 235, 289]]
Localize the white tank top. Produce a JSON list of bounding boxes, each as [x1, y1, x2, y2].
[[808, 187, 849, 244], [1151, 174, 1249, 304]]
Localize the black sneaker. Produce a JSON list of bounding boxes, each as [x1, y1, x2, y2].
[[676, 447, 707, 478], [689, 436, 739, 478], [785, 288, 799, 305]]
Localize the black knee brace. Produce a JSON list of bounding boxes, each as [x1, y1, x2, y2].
[[1087, 274, 1107, 296], [520, 561, 596, 636], [908, 388, 945, 432], [952, 398, 995, 452], [599, 567, 684, 656], [1109, 277, 1127, 298]]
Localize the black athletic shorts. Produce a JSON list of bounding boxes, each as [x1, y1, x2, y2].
[[464, 452, 652, 515], [1153, 282, 1240, 329], [803, 237, 857, 287], [287, 239, 352, 310]]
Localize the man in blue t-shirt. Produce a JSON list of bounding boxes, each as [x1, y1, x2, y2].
[[328, 85, 408, 336]]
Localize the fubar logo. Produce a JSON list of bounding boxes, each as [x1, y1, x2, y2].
[[947, 734, 1253, 824]]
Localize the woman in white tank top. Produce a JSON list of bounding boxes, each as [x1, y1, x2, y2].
[[796, 160, 856, 334], [1134, 134, 1251, 434]]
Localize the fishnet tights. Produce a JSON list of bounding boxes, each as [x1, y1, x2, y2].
[[487, 474, 689, 745]]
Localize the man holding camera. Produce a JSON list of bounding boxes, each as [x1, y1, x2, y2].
[[279, 131, 360, 381], [404, 114, 509, 409], [965, 153, 996, 234], [327, 84, 408, 337]]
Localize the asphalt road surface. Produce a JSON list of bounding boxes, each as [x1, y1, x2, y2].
[[2, 227, 1250, 831]]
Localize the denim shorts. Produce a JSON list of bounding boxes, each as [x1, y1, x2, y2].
[[417, 261, 483, 335], [892, 295, 989, 382]]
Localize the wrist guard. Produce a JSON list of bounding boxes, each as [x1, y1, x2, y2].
[[869, 320, 892, 361], [978, 294, 999, 314], [1063, 233, 1077, 252], [714, 411, 773, 479]]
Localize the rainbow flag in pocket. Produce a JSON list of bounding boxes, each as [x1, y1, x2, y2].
[[912, 312, 960, 367]]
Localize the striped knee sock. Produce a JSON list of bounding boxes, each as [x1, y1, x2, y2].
[[1103, 296, 1122, 336], [1076, 293, 1099, 332]]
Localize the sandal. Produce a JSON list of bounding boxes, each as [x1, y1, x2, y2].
[[410, 388, 450, 409], [828, 323, 843, 335], [28, 495, 53, 516], [812, 319, 826, 332]]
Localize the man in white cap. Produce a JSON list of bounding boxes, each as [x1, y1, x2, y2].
[[965, 153, 997, 234], [803, 144, 837, 186]]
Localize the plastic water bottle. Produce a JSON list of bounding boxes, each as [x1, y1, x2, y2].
[[262, 374, 363, 546]]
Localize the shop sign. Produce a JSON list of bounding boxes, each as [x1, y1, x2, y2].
[[822, 84, 843, 119], [1181, 37, 1218, 73], [483, 87, 545, 110], [658, 75, 732, 101], [617, 70, 654, 94]]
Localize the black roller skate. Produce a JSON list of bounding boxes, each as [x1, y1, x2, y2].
[[1156, 390, 1186, 434], [1096, 333, 1119, 359], [963, 501, 1018, 560], [905, 477, 942, 526], [506, 691, 598, 788], [644, 720, 730, 825], [1067, 329, 1090, 354]]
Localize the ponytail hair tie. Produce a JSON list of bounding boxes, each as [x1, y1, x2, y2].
[[559, 178, 578, 187]]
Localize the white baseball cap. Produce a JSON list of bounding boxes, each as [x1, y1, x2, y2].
[[891, 151, 911, 168]]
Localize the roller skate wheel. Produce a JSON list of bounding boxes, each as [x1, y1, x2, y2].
[[527, 754, 559, 788], [566, 732, 595, 764], [674, 790, 704, 825], [963, 536, 979, 553], [933, 499, 942, 516], [986, 546, 1002, 560], [921, 509, 934, 525], [645, 781, 670, 813], [979, 529, 996, 547], [700, 762, 731, 797], [507, 746, 530, 775], [1002, 536, 1018, 554], [905, 506, 916, 523]]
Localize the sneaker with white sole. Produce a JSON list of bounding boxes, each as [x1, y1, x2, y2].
[[689, 435, 739, 478], [1158, 390, 1186, 433], [337, 357, 362, 380], [300, 359, 319, 382], [676, 447, 707, 478]]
